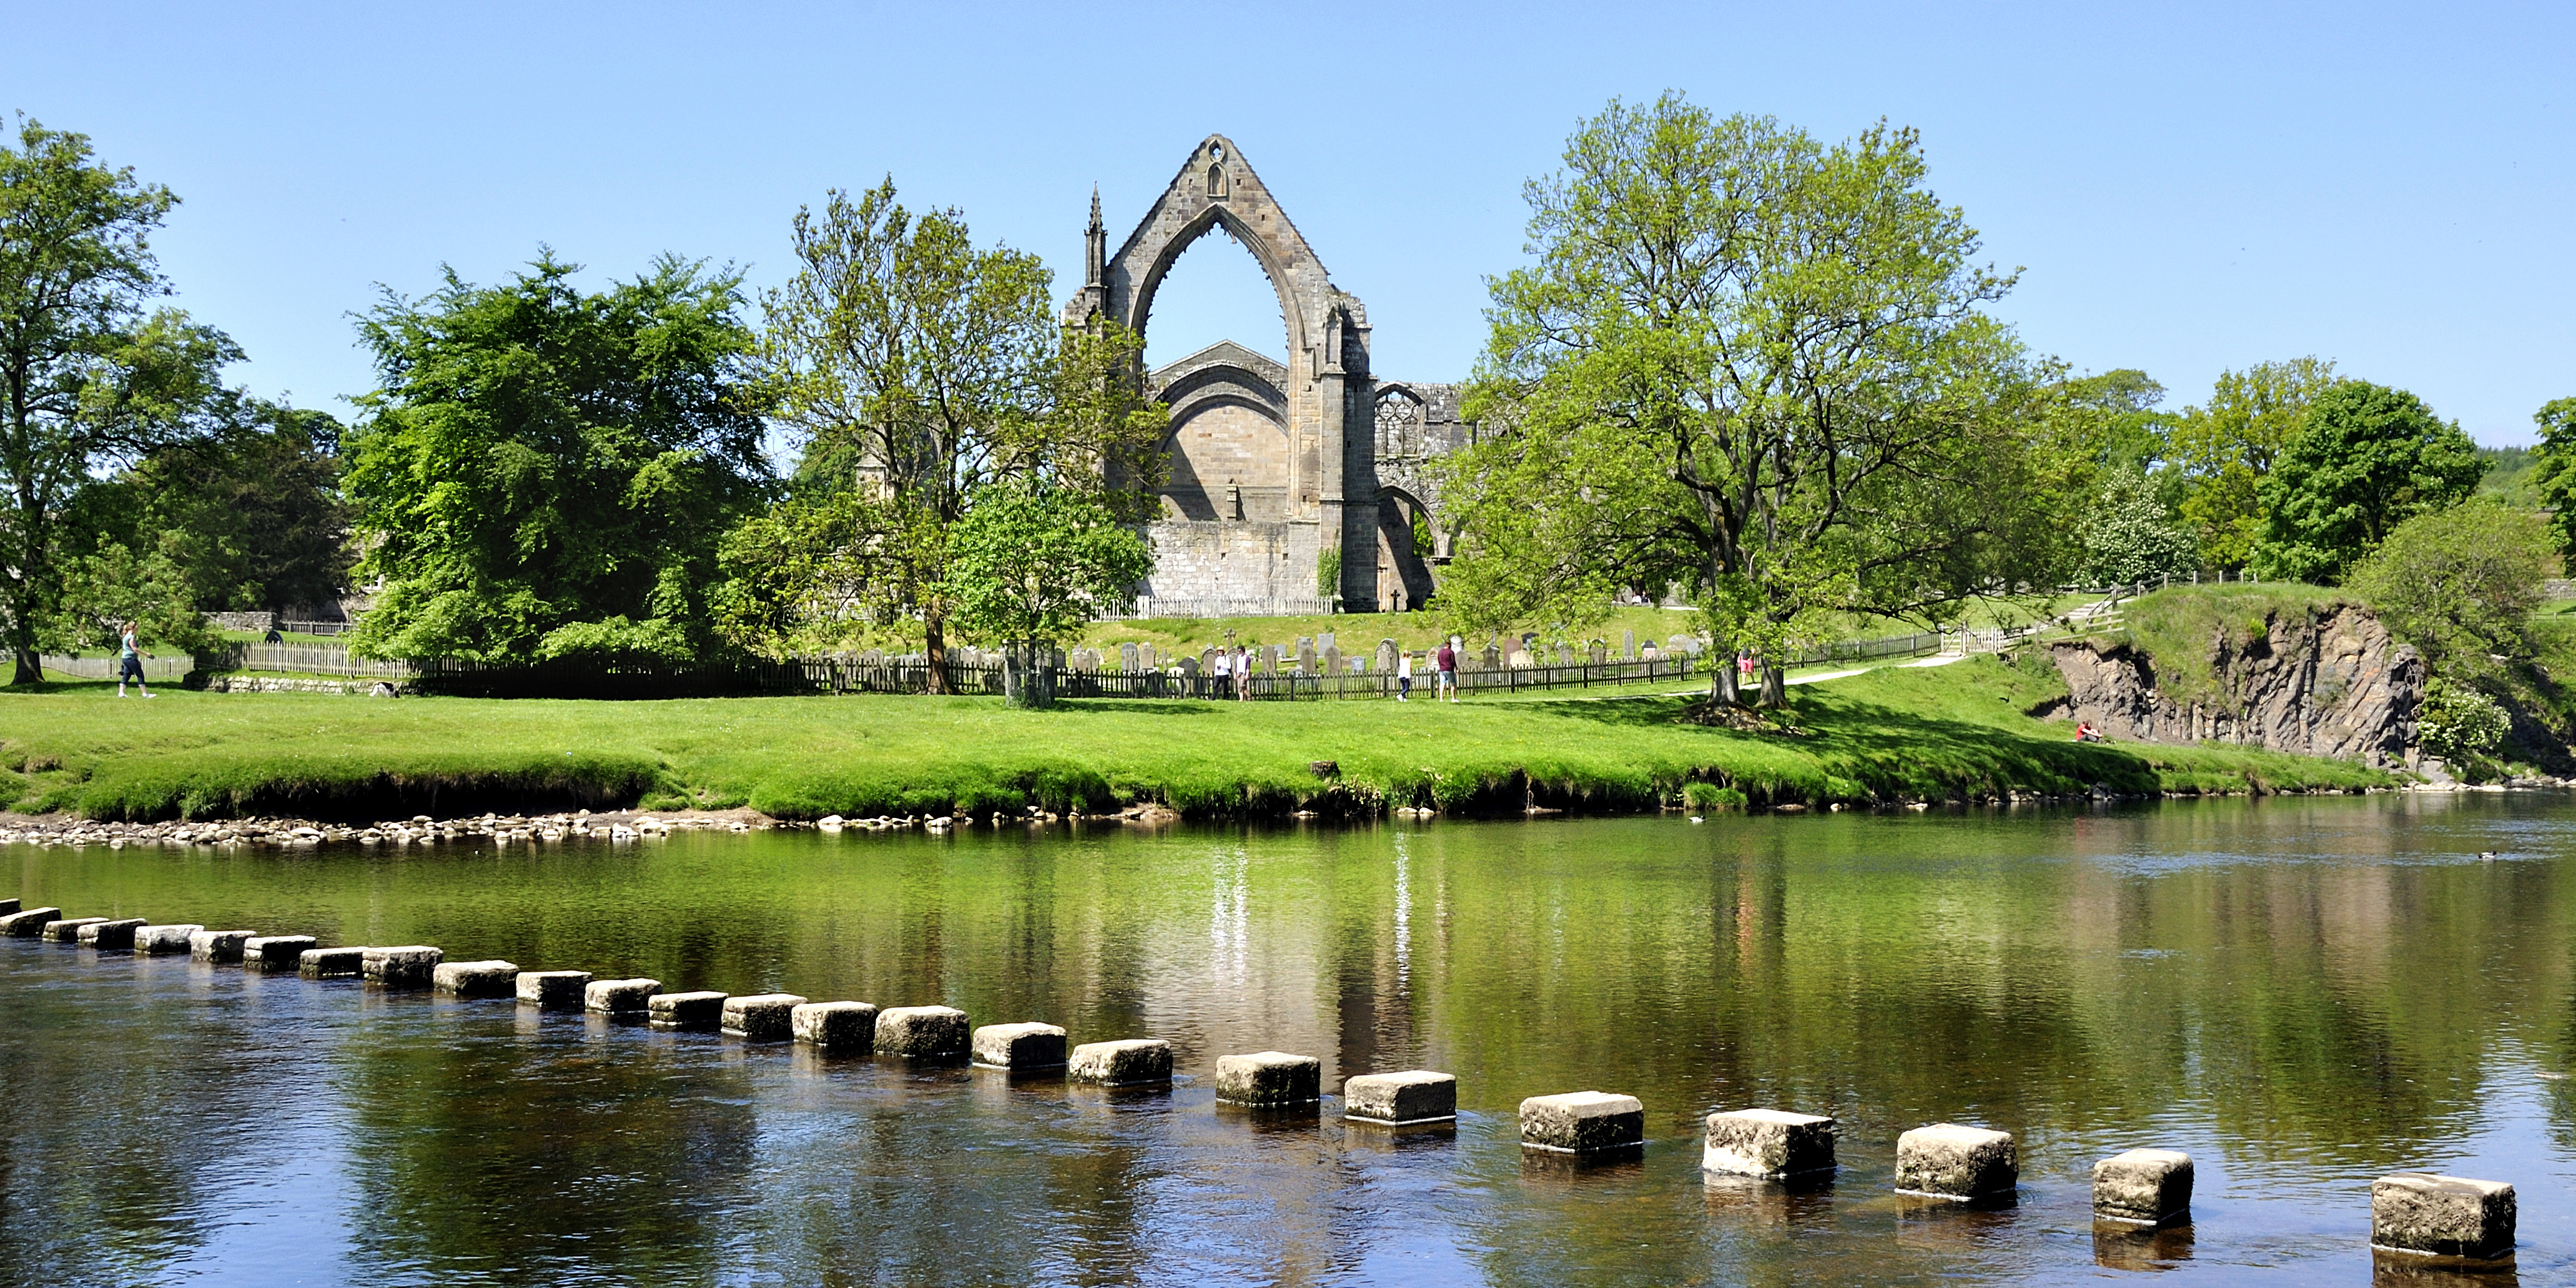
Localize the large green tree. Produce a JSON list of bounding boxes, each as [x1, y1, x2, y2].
[[2169, 357, 2341, 570], [2249, 380, 2480, 583], [66, 395, 351, 616], [744, 180, 1163, 689], [2527, 396, 2576, 559], [0, 118, 234, 682], [1438, 96, 2072, 706], [944, 479, 1153, 707], [343, 252, 770, 664], [2347, 497, 2554, 682]]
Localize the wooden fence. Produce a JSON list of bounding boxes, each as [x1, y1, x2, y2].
[[37, 653, 192, 682]]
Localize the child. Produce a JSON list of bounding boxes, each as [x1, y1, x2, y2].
[[117, 622, 154, 699], [1397, 649, 1413, 701]]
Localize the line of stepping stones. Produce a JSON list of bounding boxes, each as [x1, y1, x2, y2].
[[0, 897, 2519, 1264]]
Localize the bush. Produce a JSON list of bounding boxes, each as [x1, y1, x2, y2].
[[1682, 781, 1747, 812], [2417, 679, 2509, 765], [2347, 498, 2555, 680]]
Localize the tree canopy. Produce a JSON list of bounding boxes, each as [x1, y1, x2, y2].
[[0, 117, 236, 681], [2527, 396, 2576, 559], [2249, 380, 2480, 583], [2169, 357, 2340, 571], [343, 252, 771, 664], [1438, 95, 2070, 705], [729, 180, 1163, 684], [2347, 497, 2555, 683], [944, 479, 1153, 706]]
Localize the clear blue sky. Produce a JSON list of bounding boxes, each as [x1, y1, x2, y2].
[[12, 2, 2571, 444]]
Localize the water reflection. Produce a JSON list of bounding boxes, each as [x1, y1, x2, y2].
[[0, 793, 2570, 1284]]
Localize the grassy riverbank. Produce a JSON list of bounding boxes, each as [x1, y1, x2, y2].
[[0, 656, 2392, 823]]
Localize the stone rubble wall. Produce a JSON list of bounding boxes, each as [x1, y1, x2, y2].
[[2046, 604, 2422, 768]]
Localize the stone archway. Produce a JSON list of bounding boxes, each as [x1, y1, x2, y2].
[[1065, 135, 1375, 609]]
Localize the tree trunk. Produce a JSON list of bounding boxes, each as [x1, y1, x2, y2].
[[10, 645, 40, 687], [1758, 662, 1786, 708], [1709, 652, 1740, 707], [924, 611, 948, 695]]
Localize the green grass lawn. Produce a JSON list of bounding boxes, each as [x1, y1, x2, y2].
[[0, 655, 2392, 823]]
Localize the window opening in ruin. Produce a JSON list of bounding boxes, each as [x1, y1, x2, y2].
[[1139, 222, 1290, 370], [1375, 390, 1424, 458], [1207, 164, 1227, 198]]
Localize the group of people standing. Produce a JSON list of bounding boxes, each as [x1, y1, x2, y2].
[[1202, 637, 1467, 704]]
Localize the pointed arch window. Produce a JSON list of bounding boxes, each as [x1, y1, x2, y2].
[[1207, 164, 1228, 199], [1374, 389, 1425, 458]]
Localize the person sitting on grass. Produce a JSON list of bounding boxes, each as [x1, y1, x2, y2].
[[117, 621, 155, 699], [2074, 719, 2103, 744]]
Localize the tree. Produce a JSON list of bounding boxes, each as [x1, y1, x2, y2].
[[750, 180, 1163, 691], [2079, 465, 2198, 586], [66, 395, 351, 615], [2170, 357, 2341, 570], [1438, 96, 2070, 707], [944, 479, 1153, 707], [2249, 380, 2481, 583], [0, 117, 234, 684], [2347, 497, 2554, 681], [343, 252, 771, 665], [2527, 396, 2576, 558]]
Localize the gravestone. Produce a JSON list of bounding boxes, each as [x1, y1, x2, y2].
[[1589, 641, 1609, 665], [1298, 639, 1316, 675], [1321, 645, 1341, 676], [1138, 644, 1157, 671], [1376, 639, 1399, 674], [1318, 631, 1336, 653], [1556, 644, 1574, 666], [1668, 635, 1694, 657], [1179, 657, 1200, 681], [1267, 644, 1284, 673], [1120, 642, 1139, 672], [1483, 642, 1501, 669], [1200, 647, 1218, 677], [1624, 629, 1636, 660]]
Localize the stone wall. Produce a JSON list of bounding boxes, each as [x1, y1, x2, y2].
[[1138, 518, 1326, 609], [2045, 603, 2422, 768]]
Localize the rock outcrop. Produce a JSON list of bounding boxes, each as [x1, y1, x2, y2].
[[2045, 604, 2422, 768]]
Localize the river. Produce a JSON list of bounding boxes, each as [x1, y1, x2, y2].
[[2, 794, 2567, 1285]]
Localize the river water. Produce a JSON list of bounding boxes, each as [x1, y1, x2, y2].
[[2, 794, 2568, 1286]]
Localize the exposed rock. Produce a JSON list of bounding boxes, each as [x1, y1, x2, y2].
[[2046, 602, 2421, 768]]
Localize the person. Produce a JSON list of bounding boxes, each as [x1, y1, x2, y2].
[[117, 621, 154, 699], [1396, 649, 1414, 701], [2074, 720, 2103, 744], [1436, 637, 1459, 702], [1212, 645, 1232, 699], [1235, 646, 1253, 702]]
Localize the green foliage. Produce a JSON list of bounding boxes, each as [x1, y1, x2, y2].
[[1411, 510, 1434, 558], [44, 531, 224, 659], [66, 395, 351, 614], [2250, 381, 2481, 584], [747, 181, 1166, 685], [709, 490, 889, 657], [1, 117, 237, 684], [1680, 781, 1746, 812], [2171, 357, 2341, 570], [2080, 465, 2198, 585], [1440, 95, 2070, 707], [944, 479, 1153, 651], [2347, 498, 2555, 681], [343, 252, 771, 665], [2416, 679, 2509, 766], [2529, 397, 2576, 559], [1316, 548, 1342, 601], [2476, 445, 2538, 508]]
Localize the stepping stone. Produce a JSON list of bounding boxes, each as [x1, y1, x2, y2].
[[188, 930, 256, 963], [1343, 1070, 1457, 1125], [791, 1001, 877, 1050], [874, 1005, 969, 1058], [432, 960, 520, 997], [585, 978, 660, 1014], [1215, 1051, 1321, 1107], [79, 919, 146, 950], [41, 918, 107, 943], [971, 1022, 1068, 1069], [0, 898, 15, 915], [722, 993, 808, 1041], [1896, 1124, 2018, 1199], [2093, 1148, 2192, 1225], [1704, 1109, 1837, 1178], [134, 925, 205, 955], [299, 946, 366, 978], [0, 907, 62, 935], [1068, 1039, 1172, 1086], [244, 935, 317, 968], [515, 970, 593, 1010], [2372, 1172, 2515, 1259], [362, 946, 443, 988], [648, 990, 726, 1031], [1519, 1091, 1645, 1153]]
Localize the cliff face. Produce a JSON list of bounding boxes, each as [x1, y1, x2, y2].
[[2045, 604, 2422, 768]]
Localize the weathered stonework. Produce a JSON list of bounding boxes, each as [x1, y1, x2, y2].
[[1702, 1109, 1837, 1178], [2372, 1172, 2515, 1259], [2093, 1148, 2192, 1225], [1068, 1038, 1173, 1086], [970, 1022, 1068, 1069], [1343, 1070, 1457, 1125], [1067, 136, 1473, 616], [792, 1001, 877, 1049], [873, 1005, 969, 1058], [516, 970, 593, 1010], [722, 993, 808, 1041], [1519, 1091, 1646, 1153], [1895, 1124, 2018, 1199], [1213, 1051, 1321, 1107]]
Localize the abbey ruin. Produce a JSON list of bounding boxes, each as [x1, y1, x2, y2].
[[1063, 135, 1469, 617]]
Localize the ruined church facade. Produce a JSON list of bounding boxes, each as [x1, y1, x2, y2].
[[1063, 135, 1471, 616]]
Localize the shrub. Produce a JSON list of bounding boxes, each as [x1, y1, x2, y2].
[[1682, 781, 1747, 812], [2417, 679, 2508, 765]]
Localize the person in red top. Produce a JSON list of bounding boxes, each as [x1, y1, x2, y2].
[[1435, 638, 1459, 702]]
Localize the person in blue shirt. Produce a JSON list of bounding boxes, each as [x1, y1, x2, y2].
[[117, 622, 155, 699]]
